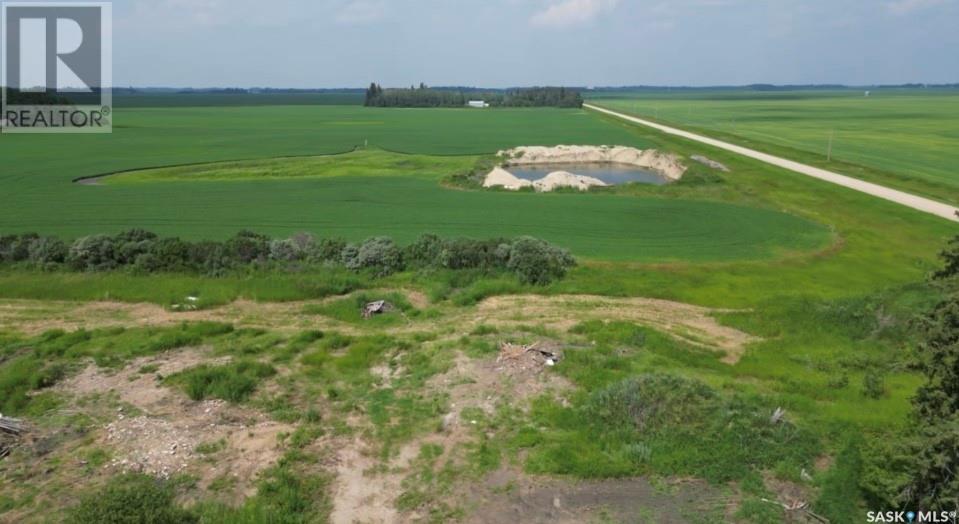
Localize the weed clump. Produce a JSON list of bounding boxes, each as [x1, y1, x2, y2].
[[66, 473, 196, 524], [167, 361, 276, 402]]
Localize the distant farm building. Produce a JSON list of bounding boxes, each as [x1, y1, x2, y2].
[[467, 100, 490, 108]]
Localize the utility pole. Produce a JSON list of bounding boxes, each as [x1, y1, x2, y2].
[[827, 130, 834, 162]]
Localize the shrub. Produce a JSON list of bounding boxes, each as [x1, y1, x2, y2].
[[224, 230, 270, 264], [404, 234, 445, 268], [269, 239, 299, 262], [113, 229, 158, 265], [0, 233, 38, 262], [505, 236, 576, 285], [340, 243, 361, 270], [145, 237, 191, 272], [438, 237, 508, 270], [66, 473, 196, 524], [862, 371, 886, 399], [27, 236, 67, 265], [355, 237, 404, 276], [1, 230, 578, 284], [309, 238, 347, 263], [68, 234, 118, 271]]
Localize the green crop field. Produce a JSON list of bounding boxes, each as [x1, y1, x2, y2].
[[589, 89, 959, 203], [54, 149, 825, 262], [0, 105, 830, 262], [2, 99, 958, 523]]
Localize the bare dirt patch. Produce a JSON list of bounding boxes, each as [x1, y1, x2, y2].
[[329, 437, 408, 524], [56, 349, 292, 498], [474, 294, 757, 364]]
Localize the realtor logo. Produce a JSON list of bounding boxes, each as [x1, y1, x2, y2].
[[2, 2, 112, 133]]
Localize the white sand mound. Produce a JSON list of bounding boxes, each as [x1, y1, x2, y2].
[[482, 167, 532, 190], [533, 171, 607, 192], [500, 145, 687, 181]]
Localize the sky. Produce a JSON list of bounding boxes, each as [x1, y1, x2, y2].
[[109, 0, 959, 88]]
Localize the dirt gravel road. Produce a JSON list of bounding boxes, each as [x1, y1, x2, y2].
[[584, 103, 959, 223]]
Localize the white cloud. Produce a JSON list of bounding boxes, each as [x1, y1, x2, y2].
[[886, 0, 949, 15], [336, 0, 386, 24], [530, 0, 620, 28]]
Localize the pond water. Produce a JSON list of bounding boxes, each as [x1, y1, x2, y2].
[[506, 163, 670, 186]]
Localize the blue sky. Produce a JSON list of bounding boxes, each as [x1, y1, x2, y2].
[[111, 0, 959, 87]]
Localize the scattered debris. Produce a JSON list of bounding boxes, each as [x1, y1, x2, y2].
[[0, 414, 25, 459], [362, 300, 395, 319], [759, 497, 829, 523], [690, 155, 730, 172], [770, 407, 786, 424], [171, 295, 199, 311], [496, 342, 562, 374]]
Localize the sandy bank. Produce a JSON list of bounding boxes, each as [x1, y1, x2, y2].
[[500, 145, 687, 181]]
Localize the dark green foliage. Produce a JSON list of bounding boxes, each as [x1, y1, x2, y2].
[[0, 233, 37, 262], [814, 438, 863, 522], [403, 234, 445, 269], [223, 230, 271, 264], [504, 236, 576, 285], [914, 295, 959, 418], [0, 230, 576, 284], [862, 371, 887, 399], [67, 234, 118, 271], [0, 355, 46, 414], [364, 83, 583, 108], [66, 473, 196, 524], [675, 168, 724, 186], [934, 237, 959, 280], [352, 237, 404, 277], [863, 247, 959, 511], [437, 238, 508, 271], [26, 236, 68, 265], [167, 361, 276, 402]]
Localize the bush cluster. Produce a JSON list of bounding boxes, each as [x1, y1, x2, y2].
[[0, 230, 576, 285]]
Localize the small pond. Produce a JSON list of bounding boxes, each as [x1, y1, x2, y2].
[[506, 163, 670, 186]]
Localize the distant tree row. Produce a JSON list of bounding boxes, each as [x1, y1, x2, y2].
[[1, 88, 71, 106], [364, 83, 583, 108], [0, 230, 576, 285]]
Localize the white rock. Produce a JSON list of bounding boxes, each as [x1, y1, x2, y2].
[[532, 171, 607, 192], [482, 167, 532, 190]]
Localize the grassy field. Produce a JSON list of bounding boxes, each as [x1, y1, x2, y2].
[[31, 150, 826, 262], [2, 99, 958, 523], [588, 89, 959, 203]]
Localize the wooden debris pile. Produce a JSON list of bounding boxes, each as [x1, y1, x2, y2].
[[362, 300, 396, 319], [0, 414, 25, 459]]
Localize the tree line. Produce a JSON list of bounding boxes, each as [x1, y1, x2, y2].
[[363, 83, 583, 108], [0, 230, 576, 285]]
